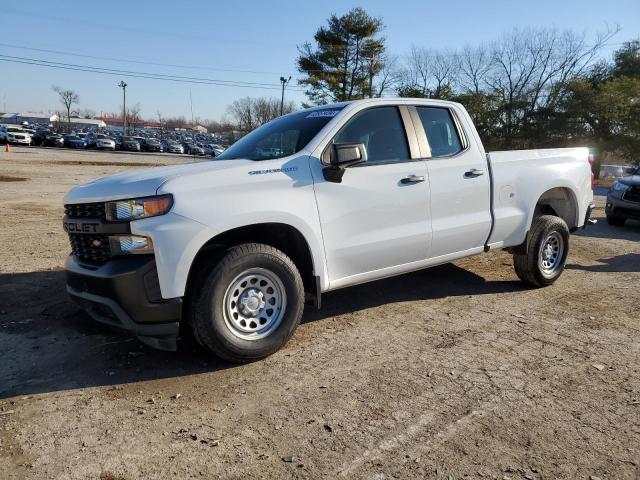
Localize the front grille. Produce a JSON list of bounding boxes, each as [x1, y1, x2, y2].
[[623, 186, 640, 203], [64, 202, 106, 220], [68, 234, 111, 265], [65, 202, 110, 265]]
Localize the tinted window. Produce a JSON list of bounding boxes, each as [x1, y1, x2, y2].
[[416, 107, 463, 158], [217, 107, 344, 161], [333, 107, 409, 164]]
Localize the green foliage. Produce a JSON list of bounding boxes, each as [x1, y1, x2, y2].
[[557, 42, 640, 163], [297, 8, 386, 104], [612, 40, 640, 78]]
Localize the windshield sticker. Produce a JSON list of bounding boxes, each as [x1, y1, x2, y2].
[[306, 110, 340, 119]]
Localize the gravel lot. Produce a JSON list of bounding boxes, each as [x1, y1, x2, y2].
[[1, 146, 639, 480]]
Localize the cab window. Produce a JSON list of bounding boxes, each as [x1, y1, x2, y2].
[[333, 107, 410, 164], [415, 107, 463, 158]]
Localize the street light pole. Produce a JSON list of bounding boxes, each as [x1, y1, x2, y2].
[[118, 81, 127, 135], [279, 76, 291, 116]]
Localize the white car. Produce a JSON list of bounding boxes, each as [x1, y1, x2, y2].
[[62, 98, 595, 360], [0, 125, 32, 145], [95, 136, 116, 151]]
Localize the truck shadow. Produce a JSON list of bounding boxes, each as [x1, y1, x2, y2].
[[566, 253, 640, 273], [0, 264, 523, 399], [574, 215, 640, 241]]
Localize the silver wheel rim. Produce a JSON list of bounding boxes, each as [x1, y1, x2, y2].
[[539, 231, 565, 278], [222, 268, 286, 340]]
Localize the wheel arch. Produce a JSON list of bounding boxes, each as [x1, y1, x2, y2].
[[531, 186, 579, 231], [184, 222, 319, 306]]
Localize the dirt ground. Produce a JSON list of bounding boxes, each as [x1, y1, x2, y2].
[[0, 146, 639, 480]]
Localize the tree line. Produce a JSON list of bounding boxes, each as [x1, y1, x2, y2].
[[296, 8, 640, 164], [47, 7, 639, 163]]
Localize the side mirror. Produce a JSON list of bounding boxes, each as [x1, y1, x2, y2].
[[330, 143, 368, 167], [323, 143, 367, 183]]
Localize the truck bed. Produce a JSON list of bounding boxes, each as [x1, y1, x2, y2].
[[486, 147, 592, 249]]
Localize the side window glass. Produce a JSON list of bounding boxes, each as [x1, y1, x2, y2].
[[333, 107, 410, 164], [416, 107, 463, 158]]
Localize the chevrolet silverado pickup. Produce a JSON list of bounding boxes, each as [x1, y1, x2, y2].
[[63, 98, 595, 362]]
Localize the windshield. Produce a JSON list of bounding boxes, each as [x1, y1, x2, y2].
[[216, 107, 345, 161]]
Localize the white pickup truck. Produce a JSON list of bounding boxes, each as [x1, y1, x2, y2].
[[63, 98, 595, 361]]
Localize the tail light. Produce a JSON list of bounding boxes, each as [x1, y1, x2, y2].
[[588, 154, 595, 190]]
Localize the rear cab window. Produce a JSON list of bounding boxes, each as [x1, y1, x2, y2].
[[415, 107, 464, 158]]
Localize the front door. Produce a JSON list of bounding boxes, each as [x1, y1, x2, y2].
[[311, 106, 432, 286]]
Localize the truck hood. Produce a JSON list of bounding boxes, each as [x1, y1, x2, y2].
[[64, 159, 251, 204], [618, 175, 640, 187]]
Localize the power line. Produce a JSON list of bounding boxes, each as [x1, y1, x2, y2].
[[0, 54, 307, 91], [0, 42, 298, 76]]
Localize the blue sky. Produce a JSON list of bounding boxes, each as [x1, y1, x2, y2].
[[1, 0, 638, 121]]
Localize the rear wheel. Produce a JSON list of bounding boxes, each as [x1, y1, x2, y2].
[[513, 215, 570, 287], [190, 243, 304, 363], [606, 214, 626, 226]]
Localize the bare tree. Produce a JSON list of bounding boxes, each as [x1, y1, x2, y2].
[[227, 97, 296, 131], [459, 44, 492, 94], [397, 47, 458, 98], [401, 45, 432, 96], [52, 86, 79, 130], [124, 103, 142, 133], [78, 108, 96, 119], [487, 26, 618, 145], [371, 53, 400, 97], [429, 50, 459, 98]]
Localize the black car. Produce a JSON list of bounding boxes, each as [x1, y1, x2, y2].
[[142, 138, 163, 152], [182, 142, 205, 155], [64, 135, 87, 149], [606, 165, 640, 226], [44, 133, 65, 147], [31, 129, 50, 146], [121, 136, 141, 151]]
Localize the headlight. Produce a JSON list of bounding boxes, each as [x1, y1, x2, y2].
[[109, 235, 154, 255], [612, 181, 629, 193], [106, 195, 173, 221]]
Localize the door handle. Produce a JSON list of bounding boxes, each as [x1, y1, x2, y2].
[[400, 175, 425, 185], [464, 168, 484, 178]]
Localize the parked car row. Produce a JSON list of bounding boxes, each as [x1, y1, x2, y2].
[[0, 123, 227, 157]]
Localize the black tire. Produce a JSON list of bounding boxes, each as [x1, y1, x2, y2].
[[606, 214, 626, 226], [513, 215, 570, 288], [190, 243, 304, 363]]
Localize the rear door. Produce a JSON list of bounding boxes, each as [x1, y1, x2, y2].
[[410, 105, 491, 257], [312, 105, 432, 286]]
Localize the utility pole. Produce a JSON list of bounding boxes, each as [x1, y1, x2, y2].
[[118, 81, 127, 135], [279, 76, 291, 116]]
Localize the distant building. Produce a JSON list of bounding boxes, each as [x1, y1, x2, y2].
[[173, 124, 208, 133], [0, 112, 59, 125], [96, 116, 161, 132], [0, 112, 106, 129], [68, 117, 107, 129]]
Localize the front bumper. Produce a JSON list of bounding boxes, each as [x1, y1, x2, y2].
[[8, 138, 30, 145], [606, 194, 640, 220], [65, 255, 181, 350]]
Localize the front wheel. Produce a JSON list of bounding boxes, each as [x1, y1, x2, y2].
[[190, 243, 305, 362], [513, 215, 570, 287]]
